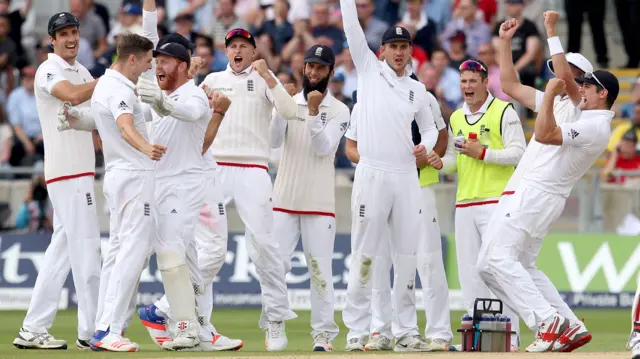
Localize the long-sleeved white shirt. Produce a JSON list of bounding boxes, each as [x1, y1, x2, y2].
[[269, 91, 350, 214], [341, 0, 438, 173], [441, 94, 526, 175]]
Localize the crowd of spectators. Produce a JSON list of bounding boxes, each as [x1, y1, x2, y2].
[[0, 0, 638, 185]]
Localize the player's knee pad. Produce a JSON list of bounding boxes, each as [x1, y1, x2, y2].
[[156, 251, 186, 271]]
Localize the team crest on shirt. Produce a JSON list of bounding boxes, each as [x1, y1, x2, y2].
[[86, 193, 93, 206], [320, 113, 327, 125], [409, 90, 414, 104], [247, 80, 254, 92]]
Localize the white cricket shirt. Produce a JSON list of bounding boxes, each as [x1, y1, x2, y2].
[[503, 93, 581, 194], [520, 109, 613, 198], [91, 69, 154, 171], [35, 53, 95, 184], [200, 66, 286, 170], [269, 91, 350, 215], [340, 0, 438, 173]]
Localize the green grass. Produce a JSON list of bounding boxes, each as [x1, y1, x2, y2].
[[0, 309, 632, 358]]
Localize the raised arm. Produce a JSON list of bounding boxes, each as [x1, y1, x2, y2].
[[202, 112, 225, 154], [535, 79, 565, 145], [202, 90, 231, 153], [339, 0, 377, 72], [498, 19, 538, 111], [143, 0, 160, 48], [254, 60, 297, 120], [544, 11, 582, 107], [306, 95, 350, 156]]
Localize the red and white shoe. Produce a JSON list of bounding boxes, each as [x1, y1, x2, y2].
[[552, 320, 592, 352], [200, 324, 243, 351], [92, 333, 139, 352], [526, 313, 569, 352]]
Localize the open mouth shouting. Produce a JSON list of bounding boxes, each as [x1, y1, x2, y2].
[[464, 90, 475, 100], [157, 72, 167, 84], [233, 55, 243, 67]]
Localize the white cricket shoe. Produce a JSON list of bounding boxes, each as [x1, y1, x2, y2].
[[552, 320, 592, 352], [13, 328, 67, 350], [162, 320, 200, 351], [91, 333, 139, 352], [364, 332, 392, 351], [394, 334, 435, 352], [265, 321, 287, 351], [199, 323, 244, 351], [75, 339, 91, 350], [312, 332, 333, 352], [526, 313, 569, 352], [345, 335, 367, 351], [428, 338, 451, 351], [631, 342, 640, 359]]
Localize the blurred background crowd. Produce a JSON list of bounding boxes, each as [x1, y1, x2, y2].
[[0, 0, 640, 232]]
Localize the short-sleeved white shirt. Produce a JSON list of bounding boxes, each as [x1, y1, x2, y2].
[[520, 109, 613, 197], [91, 69, 153, 171], [35, 53, 95, 183]]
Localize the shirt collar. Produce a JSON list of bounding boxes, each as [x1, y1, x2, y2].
[[104, 69, 135, 90], [378, 60, 413, 78], [226, 63, 254, 76], [463, 93, 494, 115], [294, 90, 334, 107], [48, 53, 81, 72], [580, 109, 614, 122]]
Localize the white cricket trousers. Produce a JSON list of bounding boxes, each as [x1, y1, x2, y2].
[[274, 210, 339, 340], [22, 175, 101, 340], [370, 185, 452, 342], [219, 165, 296, 327], [96, 169, 156, 334], [455, 200, 520, 344], [629, 283, 640, 349], [343, 164, 422, 340], [477, 185, 568, 330], [477, 193, 580, 332]]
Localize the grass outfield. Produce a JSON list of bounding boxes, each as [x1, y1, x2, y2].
[[0, 308, 633, 358]]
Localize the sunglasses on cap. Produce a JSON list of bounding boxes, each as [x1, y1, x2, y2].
[[225, 28, 252, 41], [459, 60, 487, 73], [584, 71, 605, 90]]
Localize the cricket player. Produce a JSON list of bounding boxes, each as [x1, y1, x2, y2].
[[426, 57, 526, 351], [199, 28, 299, 351], [346, 87, 451, 352], [475, 15, 594, 351], [13, 12, 101, 351], [85, 33, 161, 352], [339, 0, 439, 349], [630, 285, 640, 359], [269, 44, 349, 352], [476, 13, 618, 353]]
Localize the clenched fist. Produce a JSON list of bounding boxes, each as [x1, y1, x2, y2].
[[413, 144, 427, 159], [145, 144, 167, 161], [543, 11, 560, 31], [188, 56, 205, 79], [307, 90, 323, 115], [499, 18, 519, 40], [284, 83, 297, 96], [546, 78, 566, 96], [252, 59, 270, 78], [426, 150, 443, 170], [212, 92, 232, 113]]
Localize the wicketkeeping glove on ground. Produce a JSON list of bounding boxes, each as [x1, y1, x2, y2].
[[136, 77, 176, 117]]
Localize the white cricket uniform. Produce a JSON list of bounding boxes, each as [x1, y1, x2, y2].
[[349, 94, 452, 343], [340, 0, 438, 341], [200, 65, 299, 327], [269, 91, 350, 340], [480, 93, 582, 329], [477, 108, 613, 330], [22, 53, 100, 340], [630, 284, 640, 350], [91, 69, 156, 335], [439, 94, 526, 344]]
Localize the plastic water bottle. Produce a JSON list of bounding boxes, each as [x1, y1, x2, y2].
[[505, 316, 512, 352], [460, 314, 473, 351], [478, 314, 494, 352], [495, 314, 507, 352]]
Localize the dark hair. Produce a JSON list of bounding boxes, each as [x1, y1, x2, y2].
[[116, 33, 154, 61], [431, 47, 449, 60], [195, 34, 214, 49]]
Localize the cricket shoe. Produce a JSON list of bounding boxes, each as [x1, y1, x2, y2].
[[631, 342, 640, 359], [13, 328, 67, 350], [199, 323, 244, 351], [138, 304, 171, 348], [162, 320, 200, 351], [76, 339, 91, 350], [364, 332, 392, 351], [428, 338, 451, 351], [526, 312, 569, 352], [552, 319, 592, 352], [265, 321, 287, 351], [394, 334, 436, 352], [89, 329, 139, 351], [90, 332, 139, 352], [312, 332, 333, 352], [345, 335, 368, 351]]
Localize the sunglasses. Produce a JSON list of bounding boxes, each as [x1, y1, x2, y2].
[[585, 71, 606, 91], [459, 60, 487, 73], [225, 28, 252, 41]]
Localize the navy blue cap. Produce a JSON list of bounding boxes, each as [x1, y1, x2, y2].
[[304, 45, 335, 66], [153, 42, 191, 67], [47, 12, 80, 37], [576, 70, 620, 105], [381, 26, 412, 45], [158, 33, 195, 51]]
